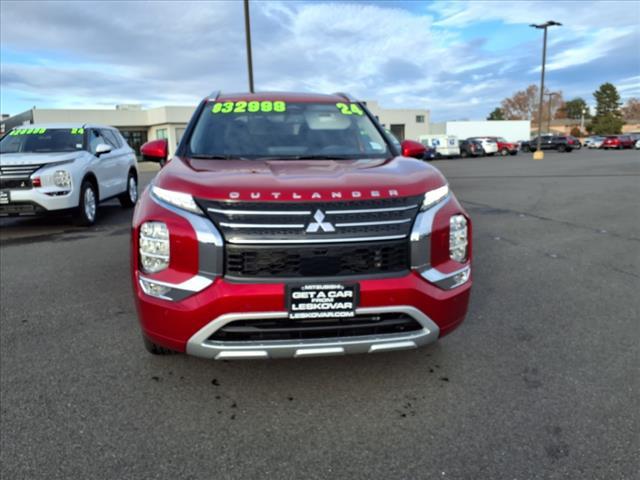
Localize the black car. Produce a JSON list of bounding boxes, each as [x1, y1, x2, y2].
[[521, 135, 573, 153], [459, 139, 484, 158]]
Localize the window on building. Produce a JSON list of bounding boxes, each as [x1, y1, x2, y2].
[[390, 124, 405, 141], [120, 130, 148, 158], [416, 115, 425, 123], [156, 128, 168, 140]]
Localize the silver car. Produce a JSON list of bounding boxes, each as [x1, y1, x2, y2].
[[0, 123, 138, 225]]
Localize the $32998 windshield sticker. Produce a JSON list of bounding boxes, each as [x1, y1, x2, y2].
[[211, 100, 287, 114]]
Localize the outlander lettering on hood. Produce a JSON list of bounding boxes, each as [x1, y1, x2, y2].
[[133, 91, 472, 360]]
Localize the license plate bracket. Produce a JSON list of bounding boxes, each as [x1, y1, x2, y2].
[[287, 283, 359, 320]]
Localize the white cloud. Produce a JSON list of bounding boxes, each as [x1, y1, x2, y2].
[[1, 0, 638, 121]]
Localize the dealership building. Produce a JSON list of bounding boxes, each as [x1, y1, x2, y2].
[[1, 101, 432, 157]]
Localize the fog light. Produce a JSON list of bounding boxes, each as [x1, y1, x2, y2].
[[139, 277, 172, 299], [450, 266, 470, 288], [53, 170, 72, 188], [139, 221, 169, 273], [450, 215, 468, 262]]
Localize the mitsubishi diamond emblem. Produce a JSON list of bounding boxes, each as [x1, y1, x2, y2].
[[306, 209, 335, 233]]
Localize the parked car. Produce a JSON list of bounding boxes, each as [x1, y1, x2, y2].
[[488, 137, 518, 156], [0, 124, 138, 225], [584, 136, 605, 148], [459, 139, 484, 158], [520, 135, 574, 152], [567, 136, 582, 149], [132, 91, 472, 358], [418, 134, 460, 158], [385, 128, 434, 161], [602, 135, 635, 149], [635, 139, 640, 150], [467, 137, 499, 156]]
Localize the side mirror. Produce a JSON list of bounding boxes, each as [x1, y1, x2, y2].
[[400, 140, 426, 159], [140, 139, 168, 165], [95, 143, 112, 156]]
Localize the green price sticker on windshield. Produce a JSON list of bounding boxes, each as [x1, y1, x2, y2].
[[10, 128, 47, 135], [211, 100, 287, 114], [336, 103, 364, 116], [71, 128, 84, 135]]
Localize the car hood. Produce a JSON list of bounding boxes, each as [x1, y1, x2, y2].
[[0, 151, 82, 166], [154, 156, 448, 202]]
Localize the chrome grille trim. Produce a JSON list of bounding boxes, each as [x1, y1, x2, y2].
[[0, 164, 43, 178], [197, 195, 422, 243], [334, 218, 412, 227], [227, 234, 407, 245], [325, 205, 417, 214], [219, 222, 305, 229], [207, 207, 311, 216]]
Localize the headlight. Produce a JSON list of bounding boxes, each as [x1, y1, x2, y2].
[[421, 184, 449, 210], [151, 185, 201, 214], [449, 215, 468, 263], [53, 170, 72, 188], [139, 221, 170, 273]]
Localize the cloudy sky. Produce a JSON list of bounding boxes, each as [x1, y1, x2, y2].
[[1, 0, 639, 121]]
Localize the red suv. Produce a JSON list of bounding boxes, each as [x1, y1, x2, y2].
[[602, 135, 634, 149], [133, 92, 471, 359], [489, 137, 519, 156]]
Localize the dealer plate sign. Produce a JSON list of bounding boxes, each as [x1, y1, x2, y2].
[[287, 284, 359, 320]]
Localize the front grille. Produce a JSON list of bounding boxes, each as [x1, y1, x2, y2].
[[0, 178, 32, 189], [196, 196, 422, 244], [208, 313, 422, 342], [225, 239, 408, 278], [0, 164, 43, 179]]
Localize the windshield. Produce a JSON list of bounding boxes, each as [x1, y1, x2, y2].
[[188, 101, 390, 159], [1, 128, 85, 154]]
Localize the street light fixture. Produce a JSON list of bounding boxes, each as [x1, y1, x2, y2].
[[530, 20, 562, 160]]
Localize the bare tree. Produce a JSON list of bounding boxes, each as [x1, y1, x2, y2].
[[621, 98, 640, 121]]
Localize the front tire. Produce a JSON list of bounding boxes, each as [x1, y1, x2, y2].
[[75, 180, 98, 226], [500, 148, 509, 156], [119, 172, 138, 208]]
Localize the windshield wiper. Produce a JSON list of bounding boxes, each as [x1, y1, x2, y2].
[[280, 155, 356, 160], [190, 154, 249, 160]]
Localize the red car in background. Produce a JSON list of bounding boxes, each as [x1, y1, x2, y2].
[[488, 137, 519, 156], [602, 135, 635, 149]]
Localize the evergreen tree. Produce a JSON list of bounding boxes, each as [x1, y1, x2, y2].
[[590, 83, 624, 134], [487, 108, 505, 120]]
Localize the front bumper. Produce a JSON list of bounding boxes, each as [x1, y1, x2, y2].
[[0, 187, 78, 215], [133, 269, 471, 359]]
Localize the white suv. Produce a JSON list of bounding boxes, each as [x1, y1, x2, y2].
[[467, 137, 498, 155], [0, 123, 138, 225]]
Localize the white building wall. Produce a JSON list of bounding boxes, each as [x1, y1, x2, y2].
[[445, 121, 531, 142], [364, 100, 430, 141]]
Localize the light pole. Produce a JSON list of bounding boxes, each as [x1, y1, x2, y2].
[[580, 107, 588, 134], [244, 0, 255, 93], [530, 20, 562, 159]]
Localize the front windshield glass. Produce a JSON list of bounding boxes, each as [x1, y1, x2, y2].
[[1, 128, 85, 154], [188, 101, 390, 159]]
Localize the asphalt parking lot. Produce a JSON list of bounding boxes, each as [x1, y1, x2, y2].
[[1, 149, 638, 479]]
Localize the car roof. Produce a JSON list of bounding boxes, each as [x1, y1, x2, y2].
[[211, 91, 353, 103], [11, 123, 118, 130]]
